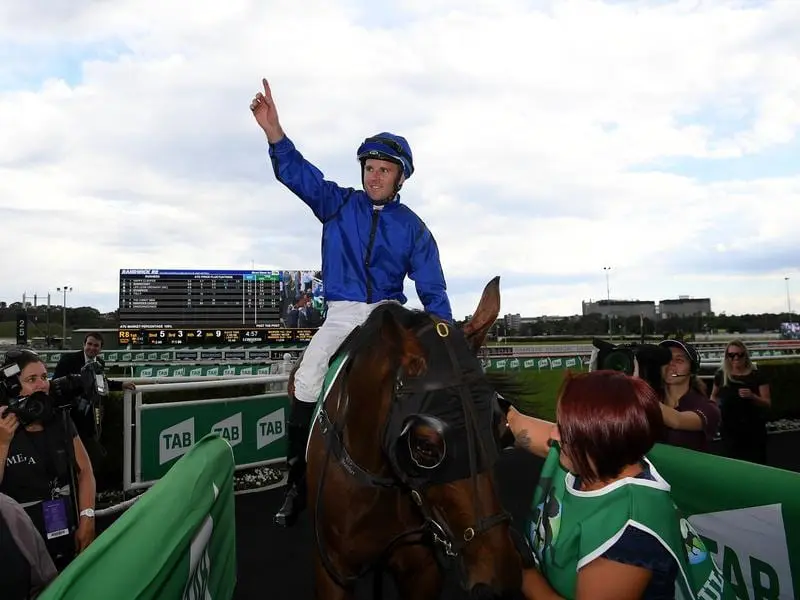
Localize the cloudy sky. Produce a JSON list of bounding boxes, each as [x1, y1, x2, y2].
[[2, 0, 798, 321]]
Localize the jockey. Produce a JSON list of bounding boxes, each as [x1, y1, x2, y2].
[[250, 79, 453, 527]]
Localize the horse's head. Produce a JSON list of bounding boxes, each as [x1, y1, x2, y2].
[[340, 276, 522, 596]]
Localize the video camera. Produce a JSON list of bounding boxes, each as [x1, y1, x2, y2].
[[590, 338, 672, 392], [0, 356, 110, 427]]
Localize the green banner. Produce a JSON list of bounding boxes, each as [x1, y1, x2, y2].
[[483, 356, 588, 371], [648, 443, 800, 599], [139, 393, 290, 482], [133, 364, 274, 378], [39, 433, 237, 600]]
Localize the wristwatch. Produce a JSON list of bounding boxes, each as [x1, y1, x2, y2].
[[79, 508, 95, 519]]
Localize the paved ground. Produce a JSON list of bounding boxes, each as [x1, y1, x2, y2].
[[230, 432, 800, 599], [233, 446, 543, 600]]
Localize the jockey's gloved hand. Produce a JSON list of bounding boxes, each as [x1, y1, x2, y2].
[[494, 394, 517, 451], [496, 393, 514, 415]]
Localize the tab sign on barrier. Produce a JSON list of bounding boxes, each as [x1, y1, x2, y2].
[[138, 393, 291, 483]]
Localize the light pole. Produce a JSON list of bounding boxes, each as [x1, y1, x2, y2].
[[603, 267, 612, 338], [57, 286, 72, 349], [787, 277, 793, 322]]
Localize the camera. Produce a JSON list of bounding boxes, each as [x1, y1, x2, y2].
[[590, 338, 672, 392], [50, 359, 109, 409], [4, 391, 52, 426], [0, 358, 109, 426]]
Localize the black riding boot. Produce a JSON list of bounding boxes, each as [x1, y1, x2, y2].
[[273, 398, 316, 528]]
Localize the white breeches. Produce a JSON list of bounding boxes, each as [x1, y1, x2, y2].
[[292, 300, 392, 404]]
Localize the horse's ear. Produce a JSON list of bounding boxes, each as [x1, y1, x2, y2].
[[380, 309, 427, 377], [462, 275, 501, 353]]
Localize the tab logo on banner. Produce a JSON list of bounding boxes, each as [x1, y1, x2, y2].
[[161, 418, 195, 465], [157, 368, 169, 377], [690, 504, 794, 599], [257, 408, 285, 450], [212, 413, 242, 448], [182, 510, 214, 600]]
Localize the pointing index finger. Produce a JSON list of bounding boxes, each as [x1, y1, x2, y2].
[[262, 78, 272, 100]]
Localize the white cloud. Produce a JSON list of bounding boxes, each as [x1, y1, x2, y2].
[[1, 0, 799, 322]]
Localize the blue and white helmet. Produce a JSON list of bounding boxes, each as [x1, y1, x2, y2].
[[356, 132, 414, 179]]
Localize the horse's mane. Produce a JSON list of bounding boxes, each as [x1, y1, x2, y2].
[[344, 302, 434, 359], [483, 371, 526, 407], [342, 302, 527, 405]]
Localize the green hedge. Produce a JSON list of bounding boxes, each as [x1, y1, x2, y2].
[[749, 361, 800, 420]]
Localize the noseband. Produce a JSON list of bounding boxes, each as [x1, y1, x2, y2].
[[312, 318, 511, 593]]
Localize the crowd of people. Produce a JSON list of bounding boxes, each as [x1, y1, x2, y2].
[[502, 336, 772, 599], [1, 333, 134, 598]]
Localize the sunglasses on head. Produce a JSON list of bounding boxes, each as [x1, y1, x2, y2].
[[726, 352, 744, 359]]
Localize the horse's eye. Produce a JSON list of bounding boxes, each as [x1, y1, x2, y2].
[[407, 419, 446, 469]]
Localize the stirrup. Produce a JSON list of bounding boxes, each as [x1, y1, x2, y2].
[[273, 485, 305, 527]]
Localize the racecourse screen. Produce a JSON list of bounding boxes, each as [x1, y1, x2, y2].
[[117, 269, 326, 345]]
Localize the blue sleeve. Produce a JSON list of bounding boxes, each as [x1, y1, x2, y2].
[[409, 221, 452, 322], [268, 136, 352, 222]]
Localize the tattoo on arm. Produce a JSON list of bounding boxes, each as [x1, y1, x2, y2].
[[516, 430, 533, 450]]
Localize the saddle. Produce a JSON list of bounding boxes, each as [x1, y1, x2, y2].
[[301, 326, 361, 461]]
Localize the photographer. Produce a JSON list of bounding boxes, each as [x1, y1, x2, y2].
[[591, 338, 720, 453], [54, 332, 134, 452], [656, 340, 721, 453], [0, 349, 97, 572]]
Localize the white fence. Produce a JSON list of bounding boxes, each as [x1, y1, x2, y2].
[[122, 374, 290, 492]]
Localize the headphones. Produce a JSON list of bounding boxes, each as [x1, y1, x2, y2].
[[0, 349, 40, 403]]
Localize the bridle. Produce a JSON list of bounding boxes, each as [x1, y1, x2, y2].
[[311, 317, 511, 594]]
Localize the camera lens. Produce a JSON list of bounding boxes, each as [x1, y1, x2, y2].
[[602, 349, 635, 375]]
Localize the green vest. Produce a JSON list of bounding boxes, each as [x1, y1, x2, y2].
[[525, 446, 733, 600]]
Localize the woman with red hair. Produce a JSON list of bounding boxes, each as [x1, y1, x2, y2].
[[506, 370, 727, 600]]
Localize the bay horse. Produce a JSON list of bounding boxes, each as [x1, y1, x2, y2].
[[293, 276, 524, 599]]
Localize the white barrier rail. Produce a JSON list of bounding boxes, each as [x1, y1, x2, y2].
[[116, 374, 286, 384], [123, 374, 290, 492]]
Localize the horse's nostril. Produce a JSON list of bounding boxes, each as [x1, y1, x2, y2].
[[469, 583, 497, 600], [469, 584, 525, 600]]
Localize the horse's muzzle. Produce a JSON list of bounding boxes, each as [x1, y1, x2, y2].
[[468, 583, 526, 600]]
